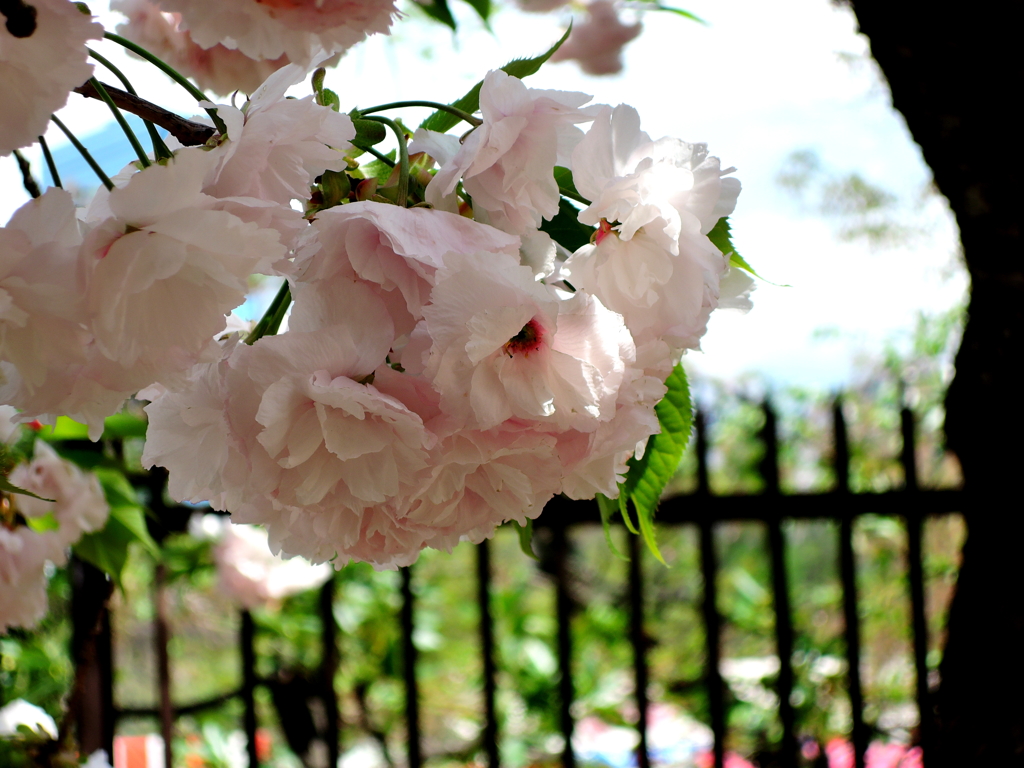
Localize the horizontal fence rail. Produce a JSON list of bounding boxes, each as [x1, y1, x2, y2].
[[67, 400, 964, 768]]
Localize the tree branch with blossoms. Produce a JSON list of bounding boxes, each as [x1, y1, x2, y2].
[[0, 0, 756, 664]]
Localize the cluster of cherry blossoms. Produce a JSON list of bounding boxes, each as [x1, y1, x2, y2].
[[0, 0, 753, 579], [0, 409, 110, 632]]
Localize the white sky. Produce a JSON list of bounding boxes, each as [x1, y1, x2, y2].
[[0, 0, 967, 388]]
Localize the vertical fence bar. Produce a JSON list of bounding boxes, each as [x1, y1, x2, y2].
[[241, 610, 259, 768], [833, 399, 867, 768], [627, 532, 651, 768], [901, 406, 932, 765], [154, 562, 174, 768], [400, 566, 422, 768], [320, 576, 340, 768], [695, 411, 725, 768], [552, 523, 577, 768], [70, 556, 115, 757], [761, 401, 797, 768], [477, 540, 500, 768]]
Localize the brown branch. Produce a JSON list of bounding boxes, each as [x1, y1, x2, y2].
[[73, 80, 216, 147], [12, 149, 41, 198]]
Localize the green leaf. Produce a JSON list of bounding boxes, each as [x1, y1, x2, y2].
[[595, 494, 629, 561], [419, 25, 573, 135], [351, 118, 387, 149], [511, 519, 538, 560], [540, 198, 595, 253], [24, 511, 59, 532], [362, 151, 397, 185], [647, 3, 707, 23], [708, 217, 786, 285], [553, 166, 581, 198], [460, 0, 491, 23], [101, 412, 147, 438], [620, 364, 694, 565], [74, 468, 159, 587], [46, 416, 89, 440], [418, 0, 457, 30], [0, 474, 55, 503]]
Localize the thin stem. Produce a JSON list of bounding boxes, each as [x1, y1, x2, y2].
[[12, 150, 41, 198], [363, 116, 409, 207], [559, 185, 591, 206], [359, 100, 482, 127], [90, 78, 151, 168], [87, 47, 172, 160], [244, 281, 292, 345], [361, 144, 396, 167], [50, 115, 112, 191], [39, 135, 61, 188], [103, 32, 227, 136]]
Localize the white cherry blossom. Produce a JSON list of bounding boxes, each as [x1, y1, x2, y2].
[[294, 201, 520, 336]]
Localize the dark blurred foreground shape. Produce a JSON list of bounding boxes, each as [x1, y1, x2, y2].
[[846, 2, 1024, 765]]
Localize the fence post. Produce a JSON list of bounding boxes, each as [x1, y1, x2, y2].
[[901, 405, 932, 765], [761, 401, 797, 768], [833, 398, 867, 768], [154, 562, 174, 768], [69, 556, 115, 758], [696, 411, 726, 768], [552, 523, 577, 768], [320, 575, 340, 768], [627, 532, 650, 768], [241, 610, 259, 768], [477, 540, 500, 768], [400, 566, 422, 768]]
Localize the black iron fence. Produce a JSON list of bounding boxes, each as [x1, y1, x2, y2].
[[67, 399, 965, 768]]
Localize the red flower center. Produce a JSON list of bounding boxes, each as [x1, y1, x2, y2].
[[503, 319, 544, 357]]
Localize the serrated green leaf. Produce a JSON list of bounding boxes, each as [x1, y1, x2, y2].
[[419, 25, 572, 135], [595, 494, 629, 561], [621, 364, 694, 565], [511, 519, 538, 560], [540, 198, 594, 253], [0, 474, 55, 502]]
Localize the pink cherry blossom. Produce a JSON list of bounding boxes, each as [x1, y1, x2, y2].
[[294, 201, 521, 336], [9, 440, 110, 546], [0, 525, 58, 633], [0, 0, 103, 156], [0, 188, 90, 392], [153, 0, 398, 67], [113, 0, 290, 96], [423, 251, 631, 431], [550, 1, 642, 76], [425, 70, 594, 235], [214, 522, 331, 609], [83, 148, 286, 374], [201, 64, 355, 205]]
